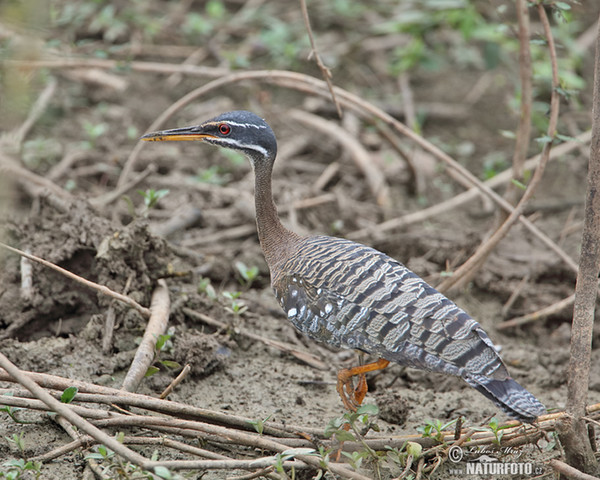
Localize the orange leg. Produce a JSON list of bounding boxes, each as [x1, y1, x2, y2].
[[336, 358, 390, 410]]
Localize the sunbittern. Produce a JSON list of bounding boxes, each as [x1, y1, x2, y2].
[[142, 110, 545, 423]]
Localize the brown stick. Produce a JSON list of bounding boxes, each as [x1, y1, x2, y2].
[[299, 0, 342, 118], [504, 0, 533, 208], [0, 242, 151, 319], [0, 352, 148, 466], [121, 279, 170, 392], [548, 459, 600, 480], [557, 12, 600, 477]]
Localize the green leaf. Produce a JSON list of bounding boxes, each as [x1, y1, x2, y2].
[[85, 452, 105, 460], [554, 2, 571, 10], [406, 441, 422, 459], [154, 466, 173, 479], [159, 360, 182, 369], [145, 366, 160, 377], [61, 386, 78, 404], [356, 404, 379, 415], [535, 135, 553, 144], [511, 178, 527, 190], [334, 430, 357, 443], [556, 133, 578, 143]]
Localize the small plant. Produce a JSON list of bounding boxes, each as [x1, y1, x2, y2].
[[137, 188, 170, 215], [0, 459, 42, 479], [60, 386, 78, 404], [0, 401, 31, 425], [82, 120, 108, 148], [416, 417, 459, 443], [5, 433, 25, 456], [471, 416, 511, 447], [198, 277, 217, 300], [235, 261, 260, 287], [195, 165, 231, 185], [222, 291, 248, 316], [145, 328, 182, 377], [86, 445, 176, 479], [248, 413, 272, 435]]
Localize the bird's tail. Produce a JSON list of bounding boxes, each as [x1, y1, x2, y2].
[[465, 374, 546, 423]]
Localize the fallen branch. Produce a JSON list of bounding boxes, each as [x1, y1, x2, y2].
[[121, 279, 170, 392], [0, 242, 151, 319]]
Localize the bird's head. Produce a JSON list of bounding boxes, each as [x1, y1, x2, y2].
[[141, 110, 277, 167]]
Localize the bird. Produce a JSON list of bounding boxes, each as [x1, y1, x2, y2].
[[142, 110, 546, 423]]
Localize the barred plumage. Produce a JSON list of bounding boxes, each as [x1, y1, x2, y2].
[[143, 110, 546, 423]]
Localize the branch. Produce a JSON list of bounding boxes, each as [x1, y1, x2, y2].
[[556, 10, 600, 477], [299, 0, 342, 118], [0, 242, 151, 318], [121, 279, 170, 392]]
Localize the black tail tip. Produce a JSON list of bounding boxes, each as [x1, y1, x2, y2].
[[466, 375, 545, 423]]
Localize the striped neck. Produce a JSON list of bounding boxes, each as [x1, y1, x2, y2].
[[252, 159, 299, 269]]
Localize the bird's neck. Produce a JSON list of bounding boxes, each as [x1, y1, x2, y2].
[[254, 165, 299, 269]]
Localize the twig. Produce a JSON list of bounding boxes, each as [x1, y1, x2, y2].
[[160, 364, 191, 399], [548, 458, 600, 480], [289, 109, 390, 206], [299, 0, 342, 118], [557, 11, 600, 476], [6, 57, 229, 79], [0, 369, 325, 437], [102, 306, 117, 354], [497, 293, 575, 330], [503, 0, 533, 209], [19, 249, 33, 301], [182, 307, 328, 371], [0, 352, 148, 467], [122, 279, 170, 392], [0, 242, 151, 319]]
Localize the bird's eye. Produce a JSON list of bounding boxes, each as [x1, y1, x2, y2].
[[218, 123, 231, 135]]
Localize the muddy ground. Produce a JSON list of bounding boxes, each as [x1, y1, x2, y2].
[[1, 1, 600, 479]]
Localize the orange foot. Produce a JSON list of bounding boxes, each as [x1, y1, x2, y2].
[[336, 358, 390, 410]]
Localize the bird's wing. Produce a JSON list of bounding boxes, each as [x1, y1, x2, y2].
[[274, 235, 510, 381]]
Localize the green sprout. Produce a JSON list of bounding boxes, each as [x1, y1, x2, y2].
[[416, 417, 459, 443], [248, 413, 272, 435], [0, 459, 42, 480], [138, 188, 170, 210], [235, 261, 259, 287]]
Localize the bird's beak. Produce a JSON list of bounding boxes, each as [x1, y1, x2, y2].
[[141, 126, 215, 142]]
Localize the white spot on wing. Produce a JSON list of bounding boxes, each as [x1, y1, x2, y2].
[[287, 308, 297, 318]]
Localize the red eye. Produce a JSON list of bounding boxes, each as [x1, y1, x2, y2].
[[218, 123, 231, 135]]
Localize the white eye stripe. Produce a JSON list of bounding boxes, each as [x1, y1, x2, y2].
[[220, 121, 268, 129], [208, 137, 268, 157]]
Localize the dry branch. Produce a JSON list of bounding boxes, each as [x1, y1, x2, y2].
[[121, 278, 170, 392], [0, 242, 151, 318], [0, 353, 147, 466], [558, 12, 600, 476]]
